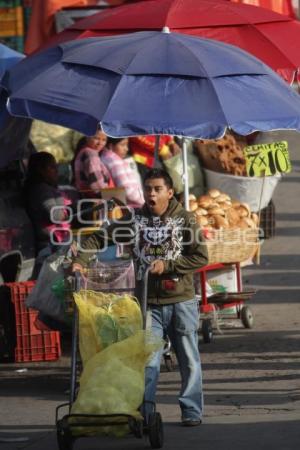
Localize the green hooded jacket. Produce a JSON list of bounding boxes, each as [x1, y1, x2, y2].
[[73, 198, 208, 305]]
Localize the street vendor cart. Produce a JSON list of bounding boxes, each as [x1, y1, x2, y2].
[[196, 262, 255, 343]]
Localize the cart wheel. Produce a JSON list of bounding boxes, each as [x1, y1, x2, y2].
[[164, 354, 174, 372], [57, 422, 73, 450], [241, 306, 254, 329], [148, 412, 164, 449], [202, 319, 213, 343]]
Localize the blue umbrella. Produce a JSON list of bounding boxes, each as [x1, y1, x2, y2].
[[0, 44, 32, 169], [3, 29, 300, 140], [0, 44, 24, 79], [0, 44, 24, 130]]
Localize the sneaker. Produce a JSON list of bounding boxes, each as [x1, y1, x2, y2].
[[181, 418, 202, 427]]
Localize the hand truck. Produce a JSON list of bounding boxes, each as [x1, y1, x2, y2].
[[55, 265, 164, 449]]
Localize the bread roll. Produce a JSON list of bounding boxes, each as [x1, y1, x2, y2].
[[198, 195, 212, 203], [244, 217, 256, 228], [195, 207, 208, 216], [231, 200, 241, 209], [240, 202, 251, 216], [214, 215, 230, 229], [217, 193, 231, 202], [189, 201, 198, 212], [237, 219, 250, 229], [218, 201, 231, 210], [198, 200, 213, 209], [189, 194, 197, 202], [207, 202, 220, 210], [196, 216, 209, 227], [207, 188, 221, 199], [251, 213, 259, 226], [209, 207, 226, 216], [207, 215, 216, 227], [226, 208, 240, 226], [238, 203, 251, 218]]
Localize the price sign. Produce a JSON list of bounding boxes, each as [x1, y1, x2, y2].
[[243, 141, 291, 177]]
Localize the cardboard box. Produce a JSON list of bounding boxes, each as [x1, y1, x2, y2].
[[206, 266, 238, 294]]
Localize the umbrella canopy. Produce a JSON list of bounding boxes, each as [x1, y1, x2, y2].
[[3, 30, 300, 139], [0, 44, 32, 168], [0, 44, 24, 79], [43, 0, 300, 84], [0, 44, 24, 127]]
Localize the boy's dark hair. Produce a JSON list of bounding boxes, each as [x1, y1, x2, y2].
[[25, 151, 55, 184], [106, 137, 126, 147], [143, 168, 174, 189]]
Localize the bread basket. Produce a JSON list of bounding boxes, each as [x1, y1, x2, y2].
[[203, 228, 259, 264]]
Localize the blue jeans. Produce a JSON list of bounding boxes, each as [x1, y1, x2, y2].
[[144, 299, 203, 421]]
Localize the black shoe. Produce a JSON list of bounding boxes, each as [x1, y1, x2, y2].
[[181, 418, 202, 427]]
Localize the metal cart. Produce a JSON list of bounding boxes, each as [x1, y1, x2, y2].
[[196, 263, 255, 343], [55, 265, 164, 449]]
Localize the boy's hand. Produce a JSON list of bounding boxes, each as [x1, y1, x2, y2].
[[150, 260, 165, 275], [72, 263, 85, 274]]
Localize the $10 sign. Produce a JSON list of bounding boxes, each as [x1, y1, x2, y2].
[[244, 141, 291, 177]]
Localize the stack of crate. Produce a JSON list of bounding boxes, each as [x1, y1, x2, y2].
[[0, 281, 61, 363], [0, 0, 32, 52], [0, 0, 24, 51]]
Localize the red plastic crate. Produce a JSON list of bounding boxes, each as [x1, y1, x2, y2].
[[5, 282, 61, 363]]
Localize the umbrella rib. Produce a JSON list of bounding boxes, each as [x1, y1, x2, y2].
[[172, 34, 211, 79], [203, 77, 229, 133]]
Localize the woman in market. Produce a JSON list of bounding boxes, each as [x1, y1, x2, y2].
[[72, 130, 113, 196], [24, 151, 73, 275], [101, 137, 144, 207]]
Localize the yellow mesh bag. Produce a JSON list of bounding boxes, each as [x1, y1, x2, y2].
[[73, 290, 142, 366], [71, 331, 163, 436], [71, 290, 164, 436]]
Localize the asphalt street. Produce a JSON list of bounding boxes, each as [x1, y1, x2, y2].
[[0, 131, 299, 450]]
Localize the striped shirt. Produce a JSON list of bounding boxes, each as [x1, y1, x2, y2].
[[101, 149, 144, 207]]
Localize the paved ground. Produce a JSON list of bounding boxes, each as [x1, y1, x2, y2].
[[0, 131, 299, 450]]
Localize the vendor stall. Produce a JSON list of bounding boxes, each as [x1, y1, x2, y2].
[[2, 30, 300, 345]]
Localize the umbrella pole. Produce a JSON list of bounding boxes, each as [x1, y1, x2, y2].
[[182, 138, 190, 210], [154, 135, 161, 168]]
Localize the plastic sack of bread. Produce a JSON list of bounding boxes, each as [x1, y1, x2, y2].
[[71, 330, 164, 437]]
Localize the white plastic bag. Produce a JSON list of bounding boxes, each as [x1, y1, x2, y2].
[[164, 143, 205, 197], [26, 246, 71, 321], [204, 168, 281, 211]]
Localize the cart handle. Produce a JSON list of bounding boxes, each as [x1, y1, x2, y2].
[[73, 270, 85, 292]]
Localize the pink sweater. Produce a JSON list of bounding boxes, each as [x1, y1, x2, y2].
[[101, 149, 144, 207], [74, 146, 112, 193]]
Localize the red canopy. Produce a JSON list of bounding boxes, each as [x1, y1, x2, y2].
[[231, 0, 295, 19], [24, 0, 133, 54], [39, 0, 300, 83]]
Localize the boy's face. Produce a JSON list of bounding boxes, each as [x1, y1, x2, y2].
[[144, 178, 174, 216]]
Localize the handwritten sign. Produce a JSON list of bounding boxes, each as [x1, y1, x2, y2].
[[243, 141, 291, 177]]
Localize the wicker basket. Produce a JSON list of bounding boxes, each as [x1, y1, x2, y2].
[[204, 228, 259, 264]]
